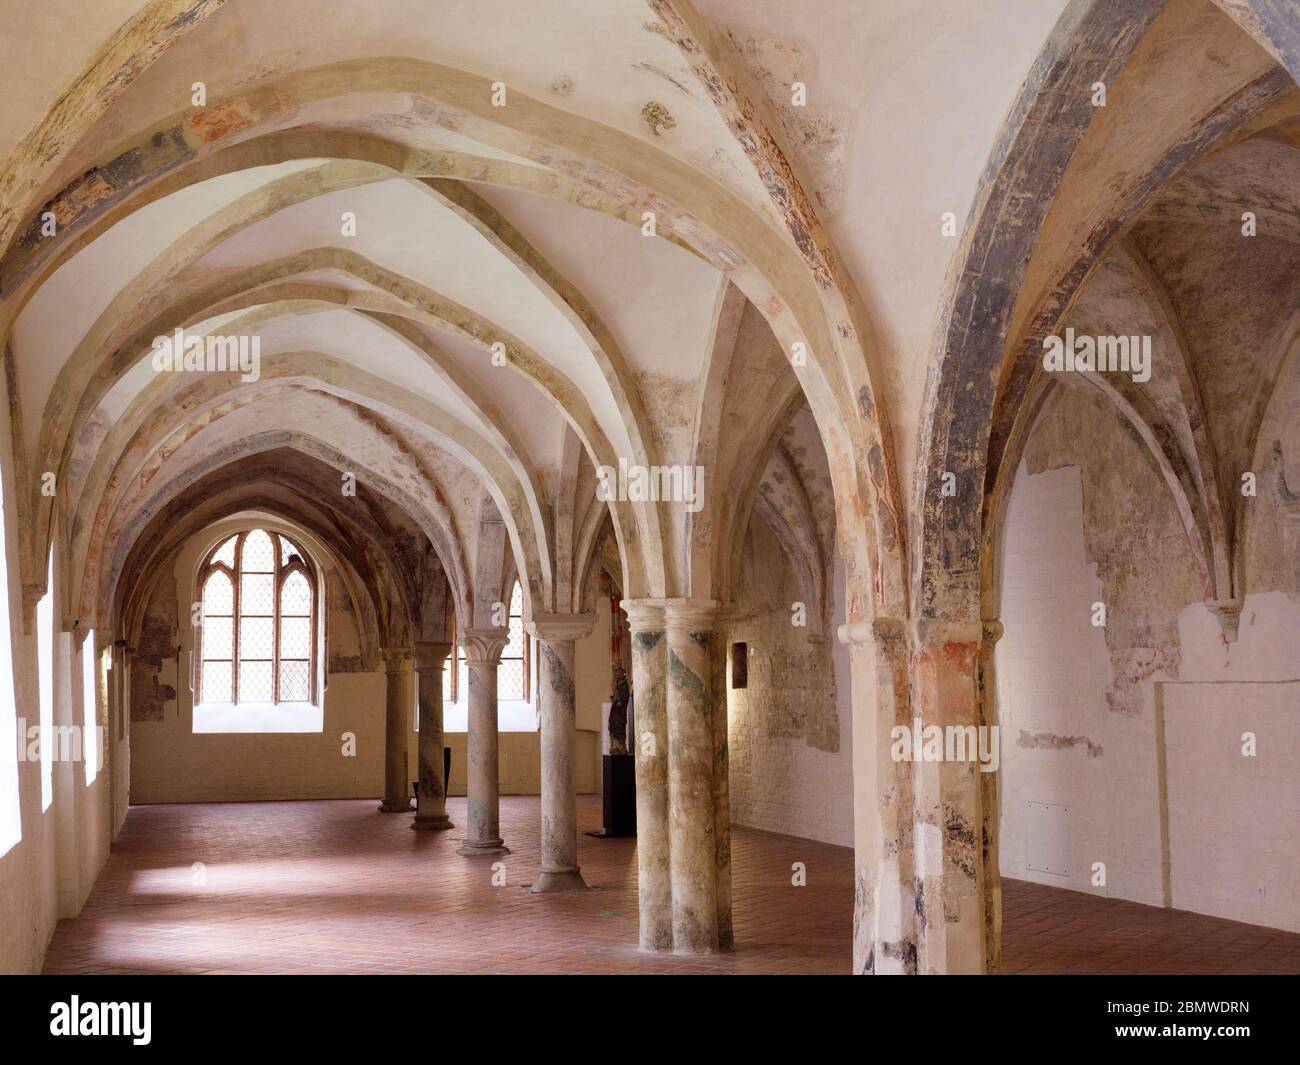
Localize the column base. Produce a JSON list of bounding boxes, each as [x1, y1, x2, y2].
[[378, 799, 414, 813], [412, 814, 454, 831], [457, 839, 510, 857], [530, 867, 589, 893]]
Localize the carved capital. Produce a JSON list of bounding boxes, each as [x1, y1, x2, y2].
[[461, 627, 508, 665], [527, 612, 597, 644], [413, 640, 452, 672], [381, 648, 412, 674]]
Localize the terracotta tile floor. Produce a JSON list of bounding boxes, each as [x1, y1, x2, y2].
[[41, 797, 1300, 974]]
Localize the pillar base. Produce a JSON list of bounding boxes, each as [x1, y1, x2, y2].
[[457, 839, 510, 857], [412, 814, 454, 831], [530, 867, 589, 893], [378, 799, 414, 813]]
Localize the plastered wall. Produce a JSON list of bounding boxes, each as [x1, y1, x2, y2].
[[997, 384, 1300, 931], [727, 518, 853, 846], [130, 521, 604, 805]]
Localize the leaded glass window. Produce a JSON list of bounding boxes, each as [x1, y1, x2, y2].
[[197, 530, 317, 704]]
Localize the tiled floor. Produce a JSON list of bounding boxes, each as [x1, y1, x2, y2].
[[41, 797, 1300, 974]]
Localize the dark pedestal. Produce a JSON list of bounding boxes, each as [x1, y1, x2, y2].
[[589, 753, 636, 838]]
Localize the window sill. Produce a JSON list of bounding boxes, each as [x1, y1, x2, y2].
[[193, 702, 324, 734]]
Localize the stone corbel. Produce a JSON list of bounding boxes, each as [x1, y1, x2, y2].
[[1207, 598, 1242, 643]]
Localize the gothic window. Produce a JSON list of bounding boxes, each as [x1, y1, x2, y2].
[[197, 530, 317, 705]]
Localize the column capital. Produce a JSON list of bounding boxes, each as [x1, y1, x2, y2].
[[663, 597, 719, 632], [413, 640, 452, 672], [381, 648, 412, 674], [620, 598, 666, 632], [527, 612, 597, 643], [461, 627, 509, 664], [911, 616, 984, 650]]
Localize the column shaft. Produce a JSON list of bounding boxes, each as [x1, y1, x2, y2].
[[458, 630, 509, 856], [528, 614, 596, 892], [413, 641, 453, 831], [664, 602, 719, 954], [378, 650, 413, 813], [623, 601, 671, 952]]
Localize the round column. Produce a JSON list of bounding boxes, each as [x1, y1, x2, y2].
[[457, 629, 510, 856], [378, 649, 414, 813], [527, 613, 597, 892], [622, 599, 671, 952], [412, 640, 453, 831]]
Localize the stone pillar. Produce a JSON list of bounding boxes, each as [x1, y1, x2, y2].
[[663, 599, 721, 954], [622, 600, 672, 952], [412, 640, 453, 831], [910, 617, 986, 974], [978, 618, 1005, 974], [457, 629, 510, 856], [709, 618, 733, 950], [839, 615, 918, 974], [378, 649, 414, 812], [527, 613, 597, 892]]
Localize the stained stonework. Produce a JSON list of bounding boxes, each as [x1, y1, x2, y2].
[[130, 579, 178, 722], [1025, 385, 1197, 717]]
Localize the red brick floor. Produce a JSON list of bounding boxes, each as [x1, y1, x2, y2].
[[41, 797, 1300, 974]]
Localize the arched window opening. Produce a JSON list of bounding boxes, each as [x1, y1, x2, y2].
[[499, 581, 526, 701], [197, 530, 317, 706]]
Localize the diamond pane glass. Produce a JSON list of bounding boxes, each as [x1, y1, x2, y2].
[[211, 536, 236, 568], [498, 659, 524, 701], [202, 661, 232, 704], [504, 583, 524, 655], [240, 573, 274, 616], [280, 537, 303, 567], [280, 570, 311, 616], [239, 660, 273, 703], [280, 616, 311, 658], [202, 616, 232, 659], [239, 616, 273, 659], [241, 530, 274, 573], [202, 570, 233, 616], [279, 660, 309, 702]]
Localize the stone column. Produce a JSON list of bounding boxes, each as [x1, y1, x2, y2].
[[839, 614, 918, 974], [621, 600, 672, 952], [978, 618, 1005, 974], [378, 649, 414, 812], [709, 617, 733, 950], [457, 629, 510, 856], [663, 599, 721, 954], [910, 617, 986, 974], [412, 640, 453, 831], [527, 613, 597, 892]]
